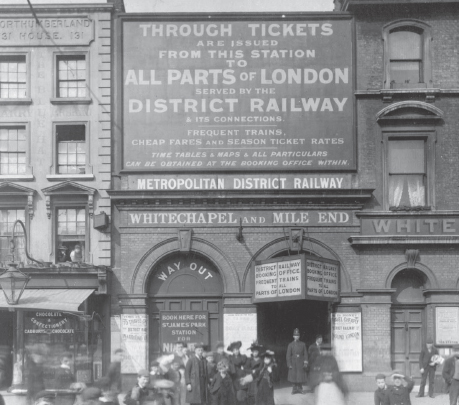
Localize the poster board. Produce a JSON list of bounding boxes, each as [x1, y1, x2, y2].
[[332, 312, 362, 372], [435, 306, 459, 345], [223, 313, 257, 354], [121, 314, 148, 373], [252, 253, 340, 303]]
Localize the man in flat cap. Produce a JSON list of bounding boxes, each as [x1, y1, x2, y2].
[[124, 369, 152, 405], [442, 344, 459, 405], [417, 339, 439, 398], [185, 343, 208, 405], [286, 328, 308, 395]]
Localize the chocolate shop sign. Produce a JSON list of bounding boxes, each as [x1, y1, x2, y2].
[[252, 253, 340, 303], [122, 16, 354, 171], [124, 210, 352, 227], [24, 312, 74, 334]]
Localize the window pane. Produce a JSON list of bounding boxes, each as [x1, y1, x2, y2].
[[390, 61, 421, 84], [389, 174, 426, 207], [390, 30, 422, 60], [388, 140, 425, 173]]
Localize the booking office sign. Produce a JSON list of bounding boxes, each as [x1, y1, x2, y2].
[[122, 15, 355, 172]]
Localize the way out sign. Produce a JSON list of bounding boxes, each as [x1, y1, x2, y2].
[[252, 253, 340, 303]]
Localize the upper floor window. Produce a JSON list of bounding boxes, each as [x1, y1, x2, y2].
[[383, 21, 432, 89], [0, 208, 25, 263], [56, 55, 87, 98], [0, 55, 27, 99], [57, 207, 86, 263], [56, 124, 86, 174], [0, 126, 27, 175]]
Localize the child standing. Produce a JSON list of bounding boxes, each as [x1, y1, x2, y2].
[[374, 374, 389, 405], [253, 350, 279, 405], [209, 359, 236, 405], [386, 371, 414, 405], [165, 361, 182, 405]]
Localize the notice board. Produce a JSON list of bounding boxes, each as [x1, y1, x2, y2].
[[332, 312, 362, 372], [160, 311, 209, 350], [435, 306, 459, 345], [121, 314, 148, 373], [252, 253, 340, 303], [224, 313, 258, 354], [121, 16, 355, 172]]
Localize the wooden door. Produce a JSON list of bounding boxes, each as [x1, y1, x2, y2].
[[150, 297, 222, 360], [391, 308, 423, 381]]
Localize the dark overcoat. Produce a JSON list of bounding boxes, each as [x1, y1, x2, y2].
[[185, 354, 208, 404], [286, 340, 307, 383], [308, 343, 321, 369], [386, 378, 414, 405]]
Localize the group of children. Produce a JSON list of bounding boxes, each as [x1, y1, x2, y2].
[[374, 372, 414, 405]]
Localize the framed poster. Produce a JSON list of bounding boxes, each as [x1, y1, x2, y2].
[[332, 312, 363, 372], [435, 306, 459, 346]]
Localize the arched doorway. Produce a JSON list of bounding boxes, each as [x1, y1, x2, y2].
[[147, 253, 224, 360], [391, 268, 428, 381]]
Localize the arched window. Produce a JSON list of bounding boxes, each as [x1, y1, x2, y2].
[[383, 21, 432, 89]]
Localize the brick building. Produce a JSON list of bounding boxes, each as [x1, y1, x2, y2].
[[0, 1, 114, 394], [109, 0, 459, 391]]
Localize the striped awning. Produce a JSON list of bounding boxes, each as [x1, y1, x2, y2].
[[0, 289, 94, 313]]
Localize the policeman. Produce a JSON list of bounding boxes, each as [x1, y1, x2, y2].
[[286, 328, 308, 395]]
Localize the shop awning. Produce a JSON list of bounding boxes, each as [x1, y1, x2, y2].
[[0, 289, 94, 313]]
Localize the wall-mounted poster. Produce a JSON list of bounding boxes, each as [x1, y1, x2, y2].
[[436, 307, 459, 345], [121, 314, 148, 373], [332, 312, 362, 372], [223, 313, 257, 354]]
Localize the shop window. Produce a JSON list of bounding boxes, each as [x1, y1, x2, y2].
[[0, 208, 25, 263], [383, 21, 432, 89], [56, 207, 86, 263], [56, 124, 86, 175], [0, 126, 27, 175], [0, 55, 27, 99], [56, 55, 87, 98]]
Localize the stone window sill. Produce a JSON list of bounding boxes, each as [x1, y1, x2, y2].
[[50, 98, 92, 105], [0, 174, 34, 181], [46, 174, 95, 181], [0, 98, 32, 105]]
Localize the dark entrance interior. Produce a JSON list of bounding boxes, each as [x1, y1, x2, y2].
[[0, 311, 14, 389], [257, 299, 329, 384]]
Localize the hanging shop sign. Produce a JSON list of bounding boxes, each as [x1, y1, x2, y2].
[[124, 210, 354, 227], [435, 307, 459, 346], [332, 312, 362, 372], [24, 311, 74, 334], [0, 17, 95, 46], [122, 16, 355, 172], [160, 311, 209, 352], [252, 253, 340, 303]]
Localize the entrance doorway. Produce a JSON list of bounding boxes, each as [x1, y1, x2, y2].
[[390, 268, 427, 384], [257, 299, 329, 383], [147, 253, 223, 361], [0, 311, 13, 388]]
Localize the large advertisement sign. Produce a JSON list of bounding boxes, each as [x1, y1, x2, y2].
[[435, 307, 459, 345], [252, 253, 340, 303], [122, 16, 354, 172], [121, 314, 148, 373], [332, 312, 363, 372]]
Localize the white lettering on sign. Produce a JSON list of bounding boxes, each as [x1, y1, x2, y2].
[[368, 218, 458, 235], [156, 261, 214, 282]]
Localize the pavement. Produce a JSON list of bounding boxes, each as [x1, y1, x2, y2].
[[0, 387, 451, 405]]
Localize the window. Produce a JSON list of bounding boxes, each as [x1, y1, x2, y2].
[[0, 126, 26, 175], [388, 139, 426, 208], [383, 21, 432, 89], [56, 124, 86, 174], [0, 209, 25, 263], [56, 55, 87, 98], [56, 207, 86, 263], [0, 55, 27, 99]]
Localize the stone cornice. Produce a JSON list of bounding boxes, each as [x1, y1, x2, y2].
[[356, 211, 459, 218], [349, 235, 459, 245], [0, 4, 114, 13]]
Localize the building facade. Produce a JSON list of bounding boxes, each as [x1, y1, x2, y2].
[[0, 2, 114, 394]]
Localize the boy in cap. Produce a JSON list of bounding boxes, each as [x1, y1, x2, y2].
[[442, 344, 459, 405], [286, 328, 308, 395], [214, 342, 228, 365], [209, 359, 236, 405], [185, 343, 208, 405], [374, 374, 389, 405], [165, 360, 182, 405], [386, 371, 414, 405], [124, 369, 152, 405]]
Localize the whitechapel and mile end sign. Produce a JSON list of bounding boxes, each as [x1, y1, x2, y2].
[[122, 17, 354, 171], [252, 254, 340, 304]]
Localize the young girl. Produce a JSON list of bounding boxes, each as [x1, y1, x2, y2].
[[247, 342, 263, 405], [253, 350, 279, 405]]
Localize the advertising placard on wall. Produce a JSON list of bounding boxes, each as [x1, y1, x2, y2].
[[224, 313, 257, 354], [252, 253, 340, 303], [160, 311, 209, 352], [121, 314, 148, 373], [122, 16, 354, 172], [332, 312, 362, 372], [435, 307, 459, 345]]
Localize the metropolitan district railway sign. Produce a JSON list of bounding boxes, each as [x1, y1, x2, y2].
[[252, 254, 340, 304], [122, 16, 354, 171]]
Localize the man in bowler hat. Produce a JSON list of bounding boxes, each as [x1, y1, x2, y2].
[[417, 339, 439, 398], [286, 328, 308, 394]]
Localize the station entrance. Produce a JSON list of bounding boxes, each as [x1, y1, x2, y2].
[[257, 299, 329, 384]]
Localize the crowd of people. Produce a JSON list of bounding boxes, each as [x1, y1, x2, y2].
[[18, 334, 459, 405]]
